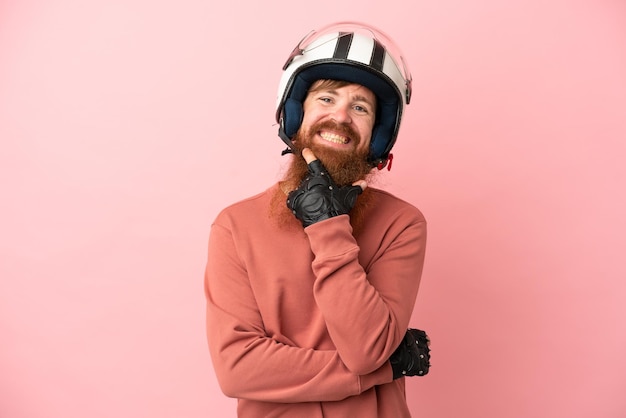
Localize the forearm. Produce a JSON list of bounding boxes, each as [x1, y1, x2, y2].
[[306, 215, 427, 374], [206, 302, 391, 402], [205, 222, 391, 403]]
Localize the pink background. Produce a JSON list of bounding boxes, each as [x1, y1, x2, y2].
[[2, 0, 625, 417]]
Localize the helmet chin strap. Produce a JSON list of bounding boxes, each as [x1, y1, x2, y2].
[[278, 124, 296, 156]]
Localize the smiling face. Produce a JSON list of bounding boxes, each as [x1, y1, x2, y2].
[[283, 80, 378, 189], [297, 80, 377, 156]]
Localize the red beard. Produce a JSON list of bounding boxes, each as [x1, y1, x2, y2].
[[269, 120, 377, 235], [287, 120, 373, 187]]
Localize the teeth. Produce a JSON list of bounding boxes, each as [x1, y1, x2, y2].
[[320, 132, 349, 144]]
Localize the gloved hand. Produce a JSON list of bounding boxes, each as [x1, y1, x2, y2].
[[389, 328, 431, 379], [286, 158, 363, 228]]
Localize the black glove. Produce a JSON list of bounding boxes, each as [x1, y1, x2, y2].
[[389, 328, 431, 379], [286, 159, 363, 227]]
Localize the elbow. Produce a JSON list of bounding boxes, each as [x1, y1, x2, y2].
[[210, 348, 250, 399], [213, 362, 248, 399], [217, 378, 240, 399]]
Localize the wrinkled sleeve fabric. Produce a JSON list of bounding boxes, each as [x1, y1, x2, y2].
[[306, 205, 427, 375], [205, 216, 390, 403]]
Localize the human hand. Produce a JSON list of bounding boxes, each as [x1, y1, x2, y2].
[[286, 148, 366, 228], [389, 328, 431, 379]]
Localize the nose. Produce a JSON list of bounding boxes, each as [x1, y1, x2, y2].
[[331, 105, 352, 124]]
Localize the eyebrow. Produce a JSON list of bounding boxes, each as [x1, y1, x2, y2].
[[353, 94, 375, 106], [318, 89, 376, 108]]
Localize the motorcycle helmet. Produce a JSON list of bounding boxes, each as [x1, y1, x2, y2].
[[276, 21, 412, 169]]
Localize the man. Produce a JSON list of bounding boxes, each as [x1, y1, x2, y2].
[[205, 22, 429, 418]]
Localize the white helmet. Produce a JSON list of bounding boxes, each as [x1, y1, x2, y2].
[[276, 21, 412, 169]]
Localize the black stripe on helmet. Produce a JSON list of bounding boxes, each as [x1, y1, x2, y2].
[[370, 39, 385, 71], [333, 32, 353, 59]]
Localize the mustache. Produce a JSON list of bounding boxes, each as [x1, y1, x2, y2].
[[309, 120, 360, 144]]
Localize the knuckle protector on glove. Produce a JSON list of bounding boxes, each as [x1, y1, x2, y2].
[[390, 328, 431, 379], [286, 159, 362, 227]]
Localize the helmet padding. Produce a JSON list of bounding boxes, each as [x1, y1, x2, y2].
[[282, 63, 401, 162], [276, 22, 411, 167]]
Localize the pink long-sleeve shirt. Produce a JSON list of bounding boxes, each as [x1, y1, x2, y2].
[[205, 183, 427, 417]]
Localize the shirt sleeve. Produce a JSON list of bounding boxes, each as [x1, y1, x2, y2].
[[204, 222, 391, 403], [305, 211, 427, 375]]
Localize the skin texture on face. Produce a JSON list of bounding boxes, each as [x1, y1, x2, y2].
[[283, 80, 378, 190], [299, 81, 377, 156]]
